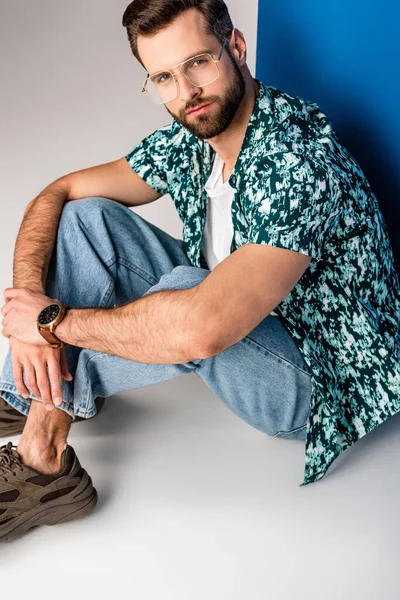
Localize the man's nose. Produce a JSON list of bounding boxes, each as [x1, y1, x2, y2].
[[175, 72, 201, 103]]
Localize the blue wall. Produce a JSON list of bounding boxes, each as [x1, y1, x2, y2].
[[256, 0, 400, 270]]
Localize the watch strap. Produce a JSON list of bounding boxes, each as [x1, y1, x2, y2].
[[37, 303, 70, 349], [38, 327, 63, 349]]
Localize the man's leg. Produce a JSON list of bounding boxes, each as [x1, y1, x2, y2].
[[195, 310, 313, 440], [0, 197, 201, 474], [0, 198, 209, 541]]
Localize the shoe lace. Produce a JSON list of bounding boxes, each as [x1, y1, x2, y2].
[[0, 442, 24, 481]]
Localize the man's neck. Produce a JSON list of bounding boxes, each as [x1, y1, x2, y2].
[[207, 77, 260, 179]]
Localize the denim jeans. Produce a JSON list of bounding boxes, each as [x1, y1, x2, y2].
[[0, 197, 313, 441]]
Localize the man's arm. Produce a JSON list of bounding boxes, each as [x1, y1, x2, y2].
[[13, 157, 161, 293], [194, 243, 312, 355], [56, 287, 205, 365], [55, 243, 311, 364], [6, 157, 163, 408], [13, 179, 68, 293]]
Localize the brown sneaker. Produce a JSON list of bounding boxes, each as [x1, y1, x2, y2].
[[0, 398, 27, 437], [0, 441, 98, 542], [0, 396, 106, 437]]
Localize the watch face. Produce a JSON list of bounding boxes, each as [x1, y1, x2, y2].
[[38, 303, 61, 325]]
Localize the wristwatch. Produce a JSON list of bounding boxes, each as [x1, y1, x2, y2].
[[36, 302, 70, 349]]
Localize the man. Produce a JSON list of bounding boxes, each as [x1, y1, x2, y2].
[[0, 0, 399, 542]]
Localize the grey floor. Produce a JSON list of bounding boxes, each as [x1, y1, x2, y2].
[[1, 371, 399, 600]]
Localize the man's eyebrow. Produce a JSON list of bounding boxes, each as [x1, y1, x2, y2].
[[151, 49, 215, 74]]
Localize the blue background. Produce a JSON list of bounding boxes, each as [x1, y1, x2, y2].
[[256, 0, 399, 271]]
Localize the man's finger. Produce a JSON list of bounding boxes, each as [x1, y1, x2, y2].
[[24, 363, 41, 399], [35, 365, 55, 411], [60, 348, 73, 381], [47, 358, 63, 406], [0, 302, 10, 317], [2, 325, 11, 339], [3, 288, 32, 302], [13, 362, 30, 398]]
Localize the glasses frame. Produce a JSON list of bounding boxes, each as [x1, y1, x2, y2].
[[141, 37, 229, 105]]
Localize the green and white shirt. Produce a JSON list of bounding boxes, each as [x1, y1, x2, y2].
[[125, 79, 400, 486]]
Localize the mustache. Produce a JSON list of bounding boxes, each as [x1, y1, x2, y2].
[[181, 96, 221, 117]]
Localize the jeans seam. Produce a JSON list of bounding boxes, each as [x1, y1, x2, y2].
[[241, 335, 311, 377], [273, 422, 308, 437], [79, 352, 111, 419], [77, 207, 160, 288], [100, 278, 116, 309], [115, 256, 159, 287], [99, 257, 160, 309]]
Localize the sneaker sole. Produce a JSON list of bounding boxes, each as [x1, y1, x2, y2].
[[0, 470, 98, 543]]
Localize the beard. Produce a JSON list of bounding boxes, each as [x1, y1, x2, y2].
[[165, 54, 246, 140]]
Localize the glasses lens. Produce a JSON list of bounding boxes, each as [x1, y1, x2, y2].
[[144, 54, 219, 103], [146, 71, 177, 104], [183, 54, 219, 86]]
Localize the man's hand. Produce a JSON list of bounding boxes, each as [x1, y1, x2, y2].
[[1, 288, 58, 345], [1, 287, 73, 410], [8, 336, 73, 411]]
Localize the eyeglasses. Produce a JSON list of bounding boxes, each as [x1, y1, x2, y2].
[[141, 38, 228, 105]]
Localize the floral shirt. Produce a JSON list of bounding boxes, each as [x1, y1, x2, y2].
[[125, 79, 400, 486]]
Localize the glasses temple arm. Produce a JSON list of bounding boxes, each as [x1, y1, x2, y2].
[[217, 37, 229, 61]]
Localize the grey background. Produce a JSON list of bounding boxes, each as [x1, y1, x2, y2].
[[1, 2, 399, 599]]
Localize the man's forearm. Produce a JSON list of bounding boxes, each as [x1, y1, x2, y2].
[[56, 287, 208, 365], [13, 179, 70, 293]]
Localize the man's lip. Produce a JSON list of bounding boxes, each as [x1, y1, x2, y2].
[[187, 103, 212, 115]]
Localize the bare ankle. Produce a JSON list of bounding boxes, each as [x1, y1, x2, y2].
[[16, 399, 72, 473], [17, 436, 67, 474]]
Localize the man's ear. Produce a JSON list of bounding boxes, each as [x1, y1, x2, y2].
[[230, 28, 247, 65]]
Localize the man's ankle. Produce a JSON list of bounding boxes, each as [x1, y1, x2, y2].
[[15, 399, 72, 473], [17, 437, 68, 474]]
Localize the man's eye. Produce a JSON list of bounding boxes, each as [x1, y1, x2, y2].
[[154, 73, 171, 85]]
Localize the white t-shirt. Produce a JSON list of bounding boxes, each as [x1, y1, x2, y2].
[[201, 152, 278, 317]]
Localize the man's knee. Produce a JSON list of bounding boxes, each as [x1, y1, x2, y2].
[[143, 265, 209, 295], [59, 197, 121, 227]]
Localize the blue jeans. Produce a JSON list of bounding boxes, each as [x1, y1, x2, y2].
[[0, 197, 313, 441]]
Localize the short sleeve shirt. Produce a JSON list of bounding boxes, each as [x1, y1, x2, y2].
[[125, 80, 400, 486]]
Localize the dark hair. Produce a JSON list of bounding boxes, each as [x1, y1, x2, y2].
[[122, 0, 234, 68]]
